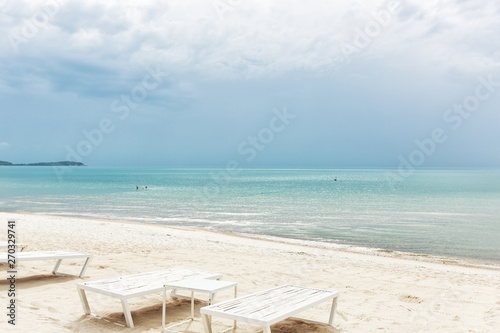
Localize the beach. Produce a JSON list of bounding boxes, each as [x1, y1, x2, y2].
[[3, 0, 500, 332], [1, 212, 499, 332]]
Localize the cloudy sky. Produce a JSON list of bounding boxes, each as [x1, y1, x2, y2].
[[1, 0, 499, 167]]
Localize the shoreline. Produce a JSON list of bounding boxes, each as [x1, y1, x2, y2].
[[4, 211, 500, 271], [225, 231, 500, 271], [1, 211, 500, 332]]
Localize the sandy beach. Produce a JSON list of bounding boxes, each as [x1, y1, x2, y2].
[[1, 212, 499, 332]]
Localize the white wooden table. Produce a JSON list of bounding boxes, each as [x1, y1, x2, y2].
[[200, 285, 339, 333], [162, 278, 237, 332]]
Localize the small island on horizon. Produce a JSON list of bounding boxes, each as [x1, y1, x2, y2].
[[0, 160, 86, 167]]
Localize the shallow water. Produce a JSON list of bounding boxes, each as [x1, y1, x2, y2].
[[1, 167, 499, 264]]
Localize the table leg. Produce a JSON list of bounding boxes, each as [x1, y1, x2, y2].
[[210, 292, 215, 304]]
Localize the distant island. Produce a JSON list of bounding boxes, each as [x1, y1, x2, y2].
[[0, 160, 86, 166]]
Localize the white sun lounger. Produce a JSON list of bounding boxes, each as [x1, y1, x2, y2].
[[0, 250, 92, 278], [77, 266, 222, 328], [200, 284, 339, 333]]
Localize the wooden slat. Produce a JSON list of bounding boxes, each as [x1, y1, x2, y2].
[[212, 286, 319, 316], [78, 267, 222, 298], [201, 285, 339, 326]]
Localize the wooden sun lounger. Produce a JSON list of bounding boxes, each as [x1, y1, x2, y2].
[[200, 284, 339, 333], [77, 266, 222, 328], [0, 250, 92, 278]]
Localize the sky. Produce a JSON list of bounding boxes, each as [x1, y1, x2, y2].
[[1, 0, 499, 168]]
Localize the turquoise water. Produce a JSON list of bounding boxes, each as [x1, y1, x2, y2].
[[1, 167, 499, 264]]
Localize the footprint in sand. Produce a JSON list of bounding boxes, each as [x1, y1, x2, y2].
[[338, 312, 349, 321], [399, 295, 423, 303]]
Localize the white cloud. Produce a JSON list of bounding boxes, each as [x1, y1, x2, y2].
[[0, 142, 10, 149], [0, 0, 499, 88]]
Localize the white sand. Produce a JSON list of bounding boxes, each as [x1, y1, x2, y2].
[[1, 212, 499, 332]]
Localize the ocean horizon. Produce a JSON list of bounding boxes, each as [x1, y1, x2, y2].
[[1, 166, 499, 265]]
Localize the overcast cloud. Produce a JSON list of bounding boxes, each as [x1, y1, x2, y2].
[[1, 0, 499, 167]]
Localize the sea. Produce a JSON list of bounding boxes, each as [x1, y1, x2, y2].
[[1, 167, 499, 265]]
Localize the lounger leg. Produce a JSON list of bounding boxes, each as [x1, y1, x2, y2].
[[263, 326, 272, 333], [202, 314, 212, 333], [79, 256, 92, 278], [191, 291, 195, 319], [121, 298, 134, 328], [328, 296, 338, 325], [52, 259, 63, 275], [77, 287, 91, 315], [233, 285, 238, 329], [162, 287, 167, 330]]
